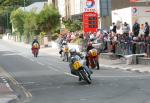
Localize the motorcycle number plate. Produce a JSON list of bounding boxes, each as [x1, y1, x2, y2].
[[33, 43, 39, 48], [91, 51, 97, 57], [64, 48, 69, 52], [73, 61, 82, 70]]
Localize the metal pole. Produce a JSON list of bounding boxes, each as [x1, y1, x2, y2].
[[24, 0, 25, 11], [6, 12, 9, 30]]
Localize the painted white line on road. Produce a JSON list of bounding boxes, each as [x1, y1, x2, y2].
[[2, 78, 6, 81], [29, 59, 34, 62], [22, 55, 30, 60], [37, 61, 44, 66], [3, 80, 8, 83], [2, 53, 18, 56], [48, 66, 59, 72], [17, 82, 35, 85], [64, 72, 77, 78], [93, 75, 150, 78], [6, 83, 13, 92], [1, 76, 4, 79]]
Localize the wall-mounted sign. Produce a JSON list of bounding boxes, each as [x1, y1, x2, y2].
[[83, 0, 97, 12], [83, 12, 98, 33], [132, 7, 138, 14], [130, 0, 150, 2]]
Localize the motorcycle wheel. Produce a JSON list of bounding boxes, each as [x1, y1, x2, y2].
[[79, 70, 91, 84], [33, 49, 38, 57], [96, 60, 100, 70], [35, 52, 38, 57]]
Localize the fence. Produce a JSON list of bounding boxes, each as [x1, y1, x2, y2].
[[101, 40, 150, 57]]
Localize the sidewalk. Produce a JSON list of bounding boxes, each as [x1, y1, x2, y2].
[[0, 73, 17, 103], [99, 58, 150, 73]]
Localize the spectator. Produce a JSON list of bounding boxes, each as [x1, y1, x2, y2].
[[112, 22, 117, 34], [132, 21, 140, 37], [132, 37, 138, 54], [144, 22, 150, 37], [122, 22, 130, 36]]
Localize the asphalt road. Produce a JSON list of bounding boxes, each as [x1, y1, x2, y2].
[[1, 40, 150, 103]]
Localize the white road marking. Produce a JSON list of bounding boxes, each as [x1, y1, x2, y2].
[[92, 75, 150, 78], [2, 53, 18, 56], [0, 76, 4, 79], [2, 78, 6, 81], [29, 59, 34, 62], [37, 61, 44, 66], [3, 80, 8, 83], [80, 98, 88, 101], [22, 55, 30, 59], [64, 72, 77, 78], [48, 66, 59, 71], [17, 82, 35, 85]]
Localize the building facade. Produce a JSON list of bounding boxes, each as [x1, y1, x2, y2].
[[102, 0, 150, 29], [112, 0, 150, 10], [50, 0, 150, 30]]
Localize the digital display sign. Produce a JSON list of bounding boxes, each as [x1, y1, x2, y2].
[[83, 12, 98, 33]]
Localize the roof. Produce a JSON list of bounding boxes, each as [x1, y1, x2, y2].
[[19, 2, 47, 13]]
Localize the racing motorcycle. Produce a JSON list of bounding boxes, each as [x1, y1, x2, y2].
[[87, 48, 100, 70], [62, 45, 69, 62], [31, 43, 40, 57], [70, 55, 92, 84]]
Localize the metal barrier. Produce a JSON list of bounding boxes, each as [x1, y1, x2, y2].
[[101, 41, 148, 57], [147, 44, 150, 58]]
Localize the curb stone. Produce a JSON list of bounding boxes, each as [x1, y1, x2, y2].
[[100, 64, 150, 74], [0, 95, 18, 103]]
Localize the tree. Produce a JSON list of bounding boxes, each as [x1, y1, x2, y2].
[[23, 10, 38, 43], [63, 19, 82, 32], [10, 9, 25, 40], [36, 4, 60, 37], [0, 0, 31, 33], [0, 0, 30, 7]]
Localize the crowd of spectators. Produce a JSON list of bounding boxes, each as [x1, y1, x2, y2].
[[59, 21, 150, 58], [99, 21, 150, 58]]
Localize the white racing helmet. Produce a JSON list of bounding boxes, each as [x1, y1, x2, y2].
[[70, 48, 76, 55]]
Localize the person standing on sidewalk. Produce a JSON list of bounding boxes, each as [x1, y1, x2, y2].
[[144, 22, 150, 37], [132, 21, 140, 37], [122, 22, 130, 37], [112, 22, 117, 35]]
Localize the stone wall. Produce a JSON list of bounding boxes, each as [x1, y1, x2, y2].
[[138, 57, 150, 65]]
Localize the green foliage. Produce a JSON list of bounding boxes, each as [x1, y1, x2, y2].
[[36, 4, 60, 35], [0, 0, 30, 6], [10, 9, 25, 35], [51, 33, 59, 40], [63, 19, 82, 32], [0, 0, 31, 31], [10, 4, 61, 42], [24, 10, 38, 35]]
